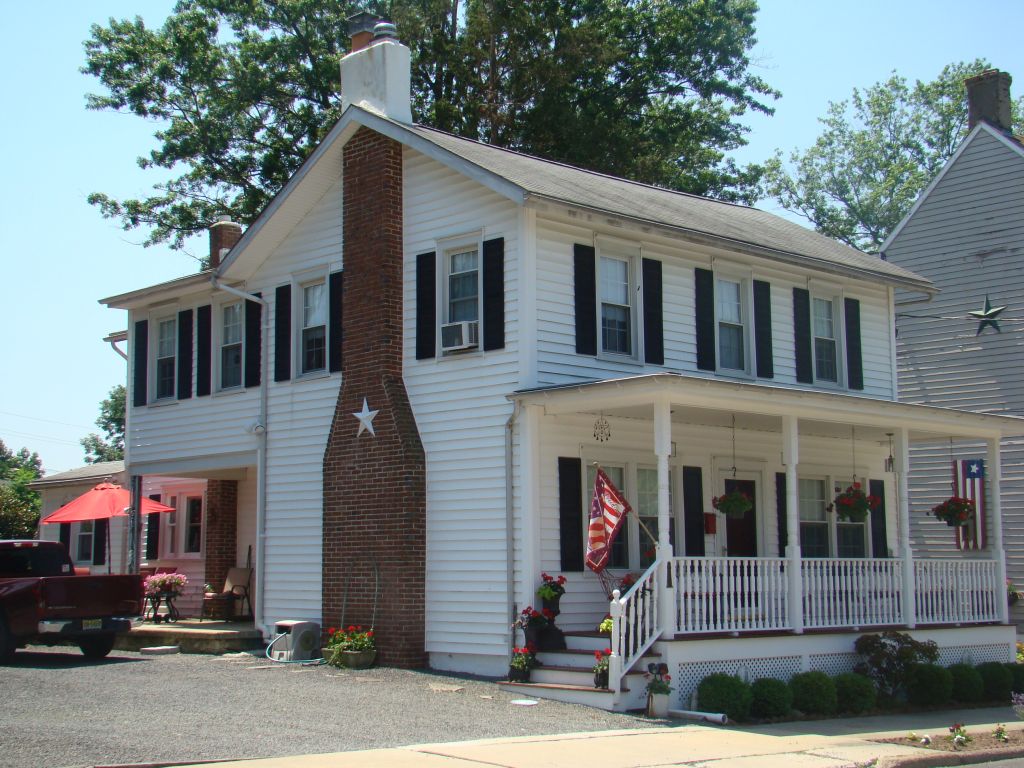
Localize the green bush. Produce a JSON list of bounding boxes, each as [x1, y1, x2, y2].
[[905, 664, 952, 707], [750, 677, 792, 718], [977, 662, 1013, 701], [789, 671, 837, 716], [853, 631, 939, 699], [948, 663, 984, 703], [1006, 663, 1024, 694], [697, 673, 754, 722], [834, 672, 877, 713]]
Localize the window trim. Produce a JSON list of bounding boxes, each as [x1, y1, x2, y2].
[[151, 313, 179, 402], [796, 471, 875, 558], [74, 521, 94, 565], [435, 231, 484, 358], [182, 495, 204, 555], [216, 299, 245, 392], [595, 239, 642, 362], [710, 264, 755, 378], [155, 484, 205, 560], [810, 293, 846, 388], [292, 270, 330, 378]]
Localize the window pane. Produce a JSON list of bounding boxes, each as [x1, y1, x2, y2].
[[814, 338, 837, 382], [448, 250, 478, 323], [450, 249, 477, 274], [157, 319, 176, 358], [718, 322, 744, 370], [800, 522, 829, 557], [600, 257, 629, 305], [303, 283, 326, 328], [837, 523, 866, 558], [156, 358, 176, 399], [798, 479, 827, 522], [717, 280, 742, 323], [221, 343, 242, 388], [302, 326, 326, 372], [601, 304, 630, 354], [813, 298, 834, 338], [223, 303, 242, 345], [185, 497, 202, 554]]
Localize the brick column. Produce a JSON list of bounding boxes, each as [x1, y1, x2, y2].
[[323, 127, 427, 668], [204, 479, 238, 589]]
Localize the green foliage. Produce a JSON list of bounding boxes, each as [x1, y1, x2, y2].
[[976, 662, 1013, 702], [905, 664, 953, 707], [764, 60, 1024, 252], [854, 631, 939, 699], [82, 0, 778, 248], [81, 385, 126, 464], [0, 439, 43, 539], [789, 671, 837, 716], [1006, 663, 1024, 694], [697, 673, 753, 722], [948, 664, 984, 703], [750, 677, 792, 719], [834, 672, 877, 714]]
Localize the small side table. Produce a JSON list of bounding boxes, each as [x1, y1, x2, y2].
[[144, 591, 180, 623]]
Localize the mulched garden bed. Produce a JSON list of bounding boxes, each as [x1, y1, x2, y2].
[[877, 728, 1023, 754]]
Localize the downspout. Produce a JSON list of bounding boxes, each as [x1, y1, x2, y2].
[[211, 277, 270, 637], [505, 400, 521, 654]]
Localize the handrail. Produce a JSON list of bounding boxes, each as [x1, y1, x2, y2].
[[608, 560, 660, 694]]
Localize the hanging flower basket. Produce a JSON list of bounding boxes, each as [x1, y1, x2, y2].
[[931, 496, 975, 527], [712, 491, 753, 518], [830, 483, 880, 523]]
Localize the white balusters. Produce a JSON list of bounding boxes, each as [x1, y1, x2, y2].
[[915, 559, 1000, 625]]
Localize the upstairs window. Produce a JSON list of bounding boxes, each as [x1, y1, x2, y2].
[[813, 297, 838, 383], [301, 281, 327, 374], [155, 318, 177, 400], [716, 278, 746, 371], [220, 302, 243, 389], [447, 248, 479, 323], [599, 255, 632, 356]]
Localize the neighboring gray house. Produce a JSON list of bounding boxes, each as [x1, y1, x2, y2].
[[883, 69, 1024, 624]]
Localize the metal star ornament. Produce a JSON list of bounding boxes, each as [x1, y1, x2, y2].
[[352, 397, 379, 437], [969, 295, 1006, 335]]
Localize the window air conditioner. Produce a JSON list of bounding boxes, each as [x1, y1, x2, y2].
[[440, 320, 479, 352]]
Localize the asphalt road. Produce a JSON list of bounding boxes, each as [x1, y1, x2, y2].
[[1, 646, 654, 768]]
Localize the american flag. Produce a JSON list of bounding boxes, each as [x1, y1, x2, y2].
[[953, 459, 986, 550], [586, 467, 631, 572]]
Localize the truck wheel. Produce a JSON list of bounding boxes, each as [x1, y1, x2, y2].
[[0, 615, 14, 662], [79, 634, 116, 659]]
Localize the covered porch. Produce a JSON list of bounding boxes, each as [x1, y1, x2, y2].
[[511, 373, 1024, 698]]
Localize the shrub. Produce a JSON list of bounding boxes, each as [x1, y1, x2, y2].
[[948, 664, 984, 703], [750, 677, 793, 718], [977, 662, 1013, 701], [1006, 663, 1024, 694], [905, 664, 952, 707], [835, 672, 877, 713], [854, 631, 939, 699], [697, 673, 754, 722], [789, 671, 837, 716]]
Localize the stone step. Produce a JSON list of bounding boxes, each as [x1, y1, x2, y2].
[[116, 621, 264, 654], [530, 664, 643, 687]]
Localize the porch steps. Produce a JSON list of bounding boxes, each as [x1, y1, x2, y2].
[[115, 620, 264, 654]]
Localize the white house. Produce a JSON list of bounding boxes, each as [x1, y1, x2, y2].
[[101, 21, 1024, 710], [883, 69, 1024, 629]]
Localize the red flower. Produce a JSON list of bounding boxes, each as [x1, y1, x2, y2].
[[347, 625, 356, 632], [542, 608, 555, 620], [594, 650, 603, 660], [604, 648, 612, 655], [525, 642, 536, 652], [327, 627, 337, 635], [366, 630, 374, 637]]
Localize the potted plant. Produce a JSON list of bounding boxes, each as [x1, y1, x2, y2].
[[597, 616, 613, 635], [515, 606, 552, 649], [508, 645, 539, 682], [931, 496, 975, 527], [592, 648, 612, 689], [712, 490, 753, 518], [1009, 579, 1020, 606], [537, 572, 567, 617], [324, 625, 376, 669], [645, 662, 672, 717], [143, 572, 187, 597], [830, 482, 880, 523]]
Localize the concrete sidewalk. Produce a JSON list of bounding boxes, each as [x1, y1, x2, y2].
[[171, 706, 1024, 768]]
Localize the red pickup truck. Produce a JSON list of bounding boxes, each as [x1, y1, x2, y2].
[[0, 540, 143, 660]]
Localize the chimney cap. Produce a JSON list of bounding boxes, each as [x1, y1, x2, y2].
[[347, 10, 382, 37], [373, 21, 398, 41]]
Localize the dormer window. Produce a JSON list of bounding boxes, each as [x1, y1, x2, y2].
[[155, 317, 177, 400]]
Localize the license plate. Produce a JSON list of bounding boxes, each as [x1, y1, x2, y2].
[[83, 619, 102, 631]]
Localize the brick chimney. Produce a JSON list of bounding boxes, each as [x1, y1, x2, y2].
[[347, 10, 381, 53], [208, 216, 242, 270], [966, 69, 1013, 132], [339, 18, 412, 122]]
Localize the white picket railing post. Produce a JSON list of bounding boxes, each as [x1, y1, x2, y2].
[[608, 588, 623, 692], [988, 437, 1009, 625]]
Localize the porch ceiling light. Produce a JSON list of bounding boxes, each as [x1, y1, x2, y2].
[[593, 412, 611, 442]]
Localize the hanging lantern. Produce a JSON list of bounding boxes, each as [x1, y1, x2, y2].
[[593, 412, 611, 442]]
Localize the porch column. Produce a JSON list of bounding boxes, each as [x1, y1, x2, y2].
[[519, 404, 543, 617], [654, 395, 675, 638], [988, 436, 1009, 624], [895, 427, 916, 628], [782, 416, 803, 634]]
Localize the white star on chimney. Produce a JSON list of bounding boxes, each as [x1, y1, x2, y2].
[[353, 398, 379, 437]]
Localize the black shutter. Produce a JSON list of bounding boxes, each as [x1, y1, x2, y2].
[[573, 244, 597, 355], [145, 494, 162, 560], [869, 479, 889, 557], [558, 457, 584, 571], [329, 271, 344, 373], [775, 472, 788, 555], [196, 305, 212, 397], [132, 320, 148, 407], [845, 297, 864, 390], [244, 295, 262, 388], [482, 238, 505, 351], [753, 280, 774, 379], [642, 258, 664, 365], [695, 268, 716, 371], [793, 288, 813, 384], [59, 523, 71, 553], [176, 309, 193, 400], [416, 252, 436, 360], [682, 466, 706, 557], [92, 519, 108, 566], [274, 285, 291, 382]]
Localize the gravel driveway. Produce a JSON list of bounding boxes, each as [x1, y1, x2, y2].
[[2, 646, 659, 768]]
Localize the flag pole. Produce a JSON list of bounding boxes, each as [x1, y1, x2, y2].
[[591, 462, 658, 545]]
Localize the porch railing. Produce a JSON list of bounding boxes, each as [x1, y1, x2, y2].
[[608, 562, 659, 693], [915, 559, 1001, 625], [671, 556, 790, 634], [802, 558, 903, 629]]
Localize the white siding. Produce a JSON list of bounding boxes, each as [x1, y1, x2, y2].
[[402, 147, 521, 670]]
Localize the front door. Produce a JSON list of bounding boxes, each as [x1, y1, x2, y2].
[[724, 477, 757, 557]]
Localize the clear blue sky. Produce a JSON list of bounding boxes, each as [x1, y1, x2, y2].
[[1, 1, 1022, 474]]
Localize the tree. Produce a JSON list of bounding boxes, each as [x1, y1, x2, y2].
[[764, 60, 1024, 252], [83, 0, 778, 248], [81, 385, 126, 464], [0, 440, 43, 539]]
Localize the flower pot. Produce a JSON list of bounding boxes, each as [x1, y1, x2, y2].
[[945, 519, 967, 527], [523, 625, 542, 650], [340, 649, 376, 669], [1010, 593, 1019, 606], [508, 666, 531, 683], [594, 669, 609, 689], [538, 624, 566, 651], [647, 692, 669, 718], [541, 594, 561, 618]]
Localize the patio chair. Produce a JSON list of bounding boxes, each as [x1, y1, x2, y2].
[[202, 567, 253, 620]]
